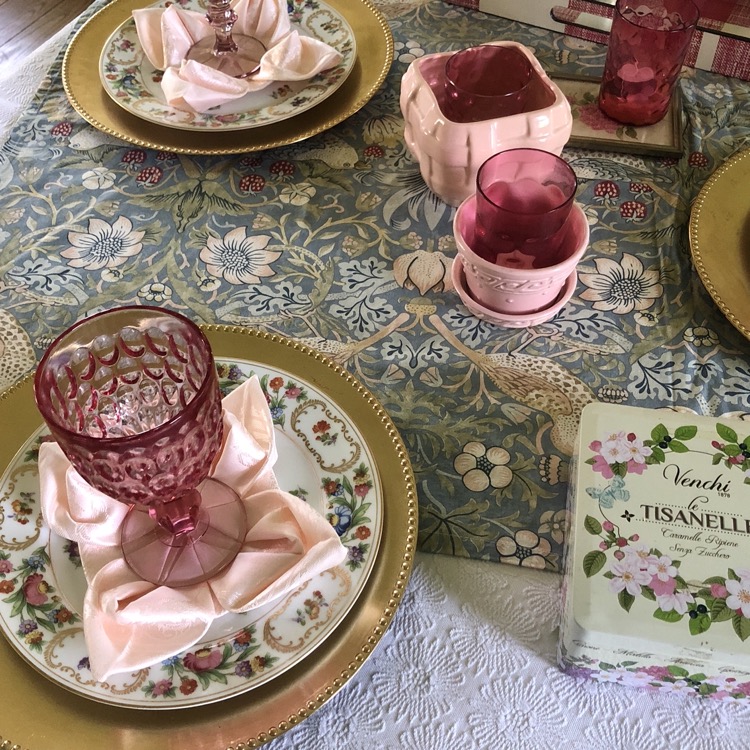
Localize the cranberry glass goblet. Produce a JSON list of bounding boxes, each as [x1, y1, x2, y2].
[[34, 306, 247, 588], [186, 0, 266, 79]]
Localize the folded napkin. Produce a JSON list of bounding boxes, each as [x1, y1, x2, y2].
[[132, 0, 344, 112], [38, 376, 347, 681]]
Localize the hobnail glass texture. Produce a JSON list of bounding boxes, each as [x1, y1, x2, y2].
[[34, 307, 246, 587]]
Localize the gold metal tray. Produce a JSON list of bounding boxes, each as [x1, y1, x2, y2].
[[62, 0, 393, 154], [0, 327, 416, 750], [689, 148, 750, 340]]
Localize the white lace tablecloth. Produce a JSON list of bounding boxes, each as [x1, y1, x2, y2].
[[4, 24, 750, 750]]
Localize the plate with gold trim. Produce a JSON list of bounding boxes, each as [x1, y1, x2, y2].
[[63, 0, 392, 154], [690, 147, 750, 342], [0, 355, 383, 710], [98, 0, 357, 132], [1, 328, 415, 749]]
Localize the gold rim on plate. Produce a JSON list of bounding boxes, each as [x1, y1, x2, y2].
[[689, 147, 750, 341], [0, 327, 417, 750], [62, 0, 393, 154]]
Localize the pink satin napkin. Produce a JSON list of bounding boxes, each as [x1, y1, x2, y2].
[[38, 376, 347, 681], [132, 0, 344, 112]]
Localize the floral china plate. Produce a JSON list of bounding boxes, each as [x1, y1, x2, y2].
[[0, 357, 382, 709], [98, 0, 356, 132]]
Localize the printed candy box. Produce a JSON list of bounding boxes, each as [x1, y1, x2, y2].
[[559, 403, 750, 701]]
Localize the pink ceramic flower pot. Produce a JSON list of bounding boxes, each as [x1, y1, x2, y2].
[[453, 194, 589, 316], [400, 41, 573, 207]]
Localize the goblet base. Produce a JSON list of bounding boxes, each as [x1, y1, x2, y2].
[[186, 35, 266, 78], [121, 478, 247, 588]]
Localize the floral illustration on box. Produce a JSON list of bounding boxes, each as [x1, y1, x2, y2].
[[561, 650, 750, 701], [583, 423, 750, 643], [0, 358, 382, 708]]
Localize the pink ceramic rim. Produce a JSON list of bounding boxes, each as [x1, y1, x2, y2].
[[444, 44, 534, 107], [451, 257, 578, 324], [453, 195, 590, 278], [475, 148, 578, 221], [615, 0, 699, 32], [33, 305, 216, 447]]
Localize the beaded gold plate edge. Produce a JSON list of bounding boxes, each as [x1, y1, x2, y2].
[[689, 147, 750, 342], [62, 0, 393, 154], [0, 326, 417, 750]]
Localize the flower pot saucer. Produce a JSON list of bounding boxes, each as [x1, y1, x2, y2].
[[451, 257, 577, 327]]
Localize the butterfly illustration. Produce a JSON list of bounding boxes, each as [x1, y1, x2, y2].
[[585, 475, 630, 508]]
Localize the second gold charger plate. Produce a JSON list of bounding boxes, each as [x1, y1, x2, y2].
[[689, 147, 750, 341], [0, 327, 416, 749], [62, 0, 393, 154]]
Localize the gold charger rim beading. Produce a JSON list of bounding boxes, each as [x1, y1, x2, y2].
[[0, 325, 417, 750], [689, 147, 750, 342], [61, 0, 394, 154]]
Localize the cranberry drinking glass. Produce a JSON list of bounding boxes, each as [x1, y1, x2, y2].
[[34, 306, 247, 588], [598, 0, 699, 126], [186, 0, 266, 78], [443, 44, 533, 123], [473, 148, 578, 268]]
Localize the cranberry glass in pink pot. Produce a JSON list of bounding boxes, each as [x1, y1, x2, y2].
[[474, 149, 577, 269], [34, 306, 247, 588], [454, 195, 589, 319], [598, 0, 699, 126], [443, 44, 533, 123]]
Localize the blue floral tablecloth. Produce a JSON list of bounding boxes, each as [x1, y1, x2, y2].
[[2, 0, 750, 572]]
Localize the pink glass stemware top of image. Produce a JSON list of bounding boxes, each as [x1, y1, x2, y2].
[[443, 44, 534, 123], [34, 306, 247, 588], [473, 148, 577, 269], [598, 0, 699, 126], [186, 0, 266, 78]]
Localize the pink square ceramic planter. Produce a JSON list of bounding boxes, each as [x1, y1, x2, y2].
[[399, 42, 573, 207]]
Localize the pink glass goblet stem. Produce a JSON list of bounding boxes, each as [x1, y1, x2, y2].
[[34, 306, 247, 588], [186, 0, 266, 79]]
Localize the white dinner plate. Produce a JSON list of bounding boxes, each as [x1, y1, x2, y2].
[[0, 356, 382, 709], [98, 0, 356, 131]]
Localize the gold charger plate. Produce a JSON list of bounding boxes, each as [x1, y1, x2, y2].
[[62, 0, 393, 154], [0, 327, 417, 750], [689, 148, 750, 340]]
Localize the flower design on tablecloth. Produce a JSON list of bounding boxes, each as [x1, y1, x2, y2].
[[538, 509, 570, 545], [579, 253, 663, 314], [80, 167, 115, 190], [454, 442, 512, 492], [200, 228, 281, 285], [393, 250, 453, 294], [496, 530, 551, 569], [684, 326, 720, 347], [61, 216, 144, 270]]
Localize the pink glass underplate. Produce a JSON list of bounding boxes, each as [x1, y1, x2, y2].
[[186, 0, 266, 78], [453, 194, 589, 320], [33, 306, 247, 588]]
